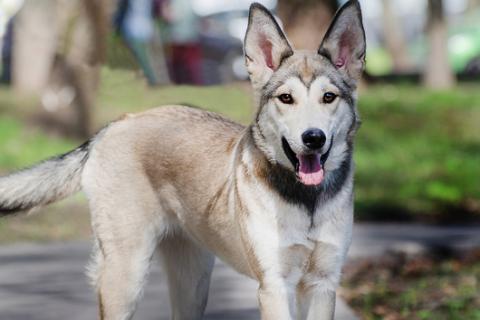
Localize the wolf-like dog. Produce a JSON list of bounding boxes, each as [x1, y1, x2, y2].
[[0, 1, 365, 319]]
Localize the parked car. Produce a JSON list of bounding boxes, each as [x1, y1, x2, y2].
[[194, 0, 276, 84], [198, 10, 248, 84]]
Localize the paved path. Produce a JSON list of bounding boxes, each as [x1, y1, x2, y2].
[[0, 242, 356, 320], [0, 223, 479, 320], [348, 223, 480, 258]]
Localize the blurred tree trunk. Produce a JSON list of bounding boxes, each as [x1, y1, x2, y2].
[[13, 0, 114, 138], [423, 0, 455, 89], [147, 27, 172, 85], [58, 0, 110, 138], [382, 0, 413, 73], [467, 0, 480, 10], [12, 0, 57, 94], [277, 0, 338, 50]]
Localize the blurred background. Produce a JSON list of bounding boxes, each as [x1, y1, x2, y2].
[[0, 0, 478, 319]]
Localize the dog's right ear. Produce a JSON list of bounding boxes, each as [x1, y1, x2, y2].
[[244, 3, 293, 87]]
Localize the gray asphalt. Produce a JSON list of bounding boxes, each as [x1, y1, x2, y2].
[[0, 242, 356, 320], [348, 223, 480, 258], [1, 223, 479, 320]]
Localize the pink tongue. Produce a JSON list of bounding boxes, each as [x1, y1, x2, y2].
[[298, 154, 324, 186]]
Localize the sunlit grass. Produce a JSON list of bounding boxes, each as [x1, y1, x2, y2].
[[97, 67, 253, 126], [0, 117, 76, 172]]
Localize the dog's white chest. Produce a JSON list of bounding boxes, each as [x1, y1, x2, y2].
[[238, 176, 352, 288]]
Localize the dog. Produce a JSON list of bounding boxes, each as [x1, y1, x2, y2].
[[0, 1, 365, 319]]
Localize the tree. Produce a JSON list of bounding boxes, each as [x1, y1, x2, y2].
[[13, 0, 113, 138], [382, 0, 413, 73], [277, 0, 338, 50], [423, 0, 456, 89], [12, 0, 57, 95], [467, 0, 480, 10]]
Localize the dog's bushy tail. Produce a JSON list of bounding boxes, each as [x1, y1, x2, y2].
[[0, 141, 91, 216]]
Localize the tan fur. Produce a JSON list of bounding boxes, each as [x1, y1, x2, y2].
[[281, 244, 311, 279], [300, 56, 315, 85]]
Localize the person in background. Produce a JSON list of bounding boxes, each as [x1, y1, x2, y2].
[[161, 0, 202, 85], [1, 19, 14, 84], [114, 0, 170, 86]]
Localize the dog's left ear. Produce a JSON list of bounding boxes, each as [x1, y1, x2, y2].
[[244, 3, 293, 87], [318, 0, 366, 82]]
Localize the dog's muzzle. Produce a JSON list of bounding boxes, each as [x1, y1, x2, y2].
[[282, 136, 333, 186]]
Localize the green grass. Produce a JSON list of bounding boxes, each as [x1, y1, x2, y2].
[[97, 68, 253, 125], [356, 84, 480, 221], [0, 117, 76, 171], [0, 69, 479, 242]]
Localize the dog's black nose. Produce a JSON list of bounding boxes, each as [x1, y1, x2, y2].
[[302, 128, 326, 150]]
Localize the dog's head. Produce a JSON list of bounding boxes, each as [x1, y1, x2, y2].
[[245, 0, 365, 187]]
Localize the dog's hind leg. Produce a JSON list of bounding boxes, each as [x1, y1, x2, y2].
[[86, 191, 165, 320], [159, 233, 215, 320], [83, 148, 171, 320], [93, 220, 160, 320]]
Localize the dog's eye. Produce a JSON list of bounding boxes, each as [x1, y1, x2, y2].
[[323, 92, 337, 104], [278, 94, 294, 104]]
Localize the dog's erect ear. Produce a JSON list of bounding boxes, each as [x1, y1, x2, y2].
[[244, 3, 293, 86], [318, 0, 366, 82]]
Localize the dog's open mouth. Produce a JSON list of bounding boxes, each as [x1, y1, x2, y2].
[[281, 137, 332, 186]]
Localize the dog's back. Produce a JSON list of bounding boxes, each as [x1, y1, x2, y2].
[[84, 105, 245, 211], [0, 105, 244, 217]]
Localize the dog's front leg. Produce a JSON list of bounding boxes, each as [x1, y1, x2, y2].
[[257, 280, 295, 320], [296, 240, 344, 320], [297, 287, 336, 320]]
